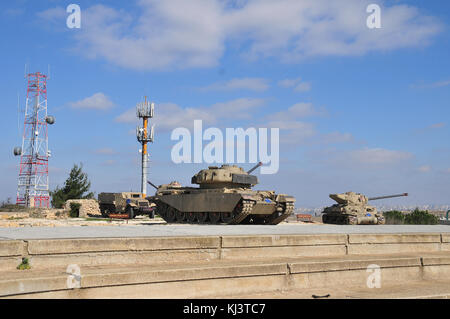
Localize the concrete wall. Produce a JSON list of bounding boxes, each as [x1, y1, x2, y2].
[[1, 233, 450, 298], [1, 233, 449, 271]]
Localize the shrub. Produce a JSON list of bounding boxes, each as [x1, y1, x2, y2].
[[17, 257, 31, 270], [383, 210, 405, 224], [404, 208, 439, 225]]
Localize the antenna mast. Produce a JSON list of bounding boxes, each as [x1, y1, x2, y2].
[[136, 96, 154, 197], [14, 71, 55, 207]]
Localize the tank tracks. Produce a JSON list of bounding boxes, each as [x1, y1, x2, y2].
[[263, 201, 295, 225], [322, 214, 356, 225], [228, 199, 254, 225], [322, 214, 384, 225], [156, 199, 294, 225]]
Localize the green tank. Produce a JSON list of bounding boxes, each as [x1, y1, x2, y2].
[[321, 192, 408, 225], [146, 163, 295, 225]]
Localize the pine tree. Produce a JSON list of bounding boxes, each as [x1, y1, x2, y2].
[[50, 163, 94, 208]]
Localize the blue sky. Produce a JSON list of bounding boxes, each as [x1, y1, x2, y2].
[[1, 0, 449, 207]]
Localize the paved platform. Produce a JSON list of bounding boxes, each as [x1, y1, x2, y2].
[[0, 224, 449, 240]]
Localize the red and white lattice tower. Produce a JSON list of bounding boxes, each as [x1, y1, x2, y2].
[[14, 72, 55, 207]]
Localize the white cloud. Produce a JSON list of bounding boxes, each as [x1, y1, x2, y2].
[[36, 7, 66, 23], [264, 102, 324, 144], [210, 98, 266, 118], [200, 77, 269, 91], [267, 120, 316, 144], [94, 148, 116, 155], [43, 0, 442, 70], [278, 78, 302, 88], [69, 93, 115, 110], [321, 132, 354, 144], [294, 82, 312, 92], [417, 165, 431, 173], [102, 159, 116, 166], [115, 98, 266, 131], [115, 108, 137, 124], [278, 77, 311, 92], [414, 122, 446, 134], [412, 80, 450, 89], [4, 8, 25, 17], [348, 148, 413, 165], [70, 2, 225, 70], [270, 102, 323, 121], [429, 123, 446, 129]]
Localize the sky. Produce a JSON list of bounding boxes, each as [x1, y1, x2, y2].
[[1, 0, 449, 208]]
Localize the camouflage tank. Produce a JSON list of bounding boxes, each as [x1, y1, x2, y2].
[[146, 163, 295, 225], [321, 192, 408, 225]]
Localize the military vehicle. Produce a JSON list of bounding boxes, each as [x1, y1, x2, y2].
[[146, 163, 295, 225], [321, 192, 408, 225], [98, 192, 155, 219]]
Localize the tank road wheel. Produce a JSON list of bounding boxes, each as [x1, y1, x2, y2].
[[209, 212, 221, 224], [196, 213, 208, 224], [186, 212, 197, 223], [165, 207, 176, 223], [175, 211, 186, 223], [348, 216, 358, 225], [220, 212, 235, 224]]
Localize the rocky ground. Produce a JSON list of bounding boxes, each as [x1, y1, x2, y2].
[[0, 209, 167, 228], [0, 209, 315, 228]]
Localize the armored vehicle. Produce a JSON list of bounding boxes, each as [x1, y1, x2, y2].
[[146, 163, 295, 225], [321, 192, 408, 225], [98, 192, 154, 218]]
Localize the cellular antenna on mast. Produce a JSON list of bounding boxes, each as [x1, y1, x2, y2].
[[13, 71, 56, 208], [136, 96, 154, 197]]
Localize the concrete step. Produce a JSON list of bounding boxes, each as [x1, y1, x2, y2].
[[1, 233, 450, 272], [220, 279, 450, 299], [2, 252, 450, 298]]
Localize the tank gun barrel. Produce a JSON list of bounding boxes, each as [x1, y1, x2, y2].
[[247, 162, 263, 174], [368, 193, 408, 201], [147, 180, 158, 190]]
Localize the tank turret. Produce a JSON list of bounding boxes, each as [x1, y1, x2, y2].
[[191, 164, 260, 189], [329, 192, 368, 205]]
